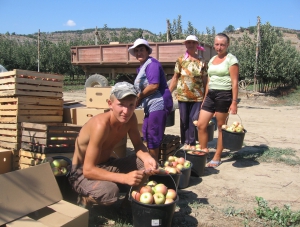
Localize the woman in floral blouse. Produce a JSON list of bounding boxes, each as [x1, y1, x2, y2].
[[169, 35, 207, 150]]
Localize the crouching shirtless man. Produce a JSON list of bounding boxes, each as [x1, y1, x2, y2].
[[69, 82, 158, 208]]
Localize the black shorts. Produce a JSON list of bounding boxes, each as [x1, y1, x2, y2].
[[201, 89, 232, 113]]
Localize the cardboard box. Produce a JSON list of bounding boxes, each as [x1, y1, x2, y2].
[[0, 148, 11, 174], [73, 107, 108, 126], [0, 163, 89, 226], [86, 87, 112, 108], [63, 103, 85, 124]]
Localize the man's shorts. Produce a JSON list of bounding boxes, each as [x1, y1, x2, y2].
[[68, 154, 144, 205], [201, 89, 232, 113]]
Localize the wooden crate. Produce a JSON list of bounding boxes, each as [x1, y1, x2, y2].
[[159, 134, 181, 162], [0, 123, 21, 150], [21, 122, 81, 154], [0, 69, 63, 98], [13, 149, 74, 170], [0, 96, 63, 123]]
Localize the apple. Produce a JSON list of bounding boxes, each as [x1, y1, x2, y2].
[[165, 198, 174, 204], [147, 180, 157, 187], [183, 160, 191, 168], [140, 185, 153, 194], [131, 190, 141, 202], [52, 167, 61, 176], [232, 121, 239, 127], [221, 124, 228, 130], [154, 183, 168, 195], [50, 137, 58, 140], [139, 192, 154, 204], [168, 167, 177, 175], [153, 192, 166, 204], [168, 156, 176, 162], [176, 163, 183, 170], [51, 159, 61, 168], [166, 189, 177, 200], [177, 157, 185, 165], [235, 125, 244, 133], [226, 126, 236, 132], [60, 167, 68, 175], [195, 144, 201, 150], [58, 159, 69, 167], [164, 161, 170, 167], [187, 151, 193, 154], [171, 161, 178, 167]]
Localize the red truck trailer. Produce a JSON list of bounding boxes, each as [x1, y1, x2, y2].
[[70, 40, 216, 87]]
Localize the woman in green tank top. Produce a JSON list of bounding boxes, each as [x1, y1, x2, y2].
[[197, 33, 239, 168]]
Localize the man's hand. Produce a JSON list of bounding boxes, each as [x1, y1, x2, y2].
[[125, 170, 145, 186], [143, 157, 159, 176]]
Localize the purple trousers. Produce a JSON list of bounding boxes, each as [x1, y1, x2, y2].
[[143, 110, 167, 149], [178, 101, 201, 146]]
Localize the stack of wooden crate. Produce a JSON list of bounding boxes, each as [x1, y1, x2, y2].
[[0, 69, 64, 170], [14, 122, 81, 169]]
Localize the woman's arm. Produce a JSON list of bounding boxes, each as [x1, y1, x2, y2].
[[169, 73, 180, 93], [229, 64, 239, 114]]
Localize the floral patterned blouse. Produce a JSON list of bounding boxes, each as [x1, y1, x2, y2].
[[174, 55, 207, 102]]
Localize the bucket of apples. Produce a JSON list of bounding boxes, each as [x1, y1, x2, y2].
[[129, 180, 178, 227], [42, 156, 72, 198], [221, 114, 246, 151], [149, 155, 187, 190], [163, 155, 193, 189]]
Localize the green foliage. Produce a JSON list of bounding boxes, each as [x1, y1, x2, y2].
[[255, 197, 300, 226], [224, 25, 235, 33], [230, 22, 300, 91]]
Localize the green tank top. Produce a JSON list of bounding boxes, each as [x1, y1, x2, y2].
[[207, 53, 238, 90]]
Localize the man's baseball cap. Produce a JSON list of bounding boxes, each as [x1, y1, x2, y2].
[[110, 82, 137, 99]]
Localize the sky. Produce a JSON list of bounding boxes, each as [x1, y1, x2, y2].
[[0, 0, 299, 35]]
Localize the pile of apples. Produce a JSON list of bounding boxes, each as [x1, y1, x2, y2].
[[49, 137, 70, 147], [131, 181, 177, 205], [43, 157, 70, 176], [222, 121, 245, 133], [159, 156, 191, 174]]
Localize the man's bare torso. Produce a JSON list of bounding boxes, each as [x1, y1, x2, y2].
[[72, 111, 132, 166]]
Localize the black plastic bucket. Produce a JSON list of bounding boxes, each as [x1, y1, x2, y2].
[[51, 156, 73, 200], [149, 172, 181, 190], [177, 150, 208, 177], [222, 129, 247, 151], [166, 110, 175, 127], [178, 163, 193, 189], [195, 122, 215, 142], [130, 192, 178, 227]]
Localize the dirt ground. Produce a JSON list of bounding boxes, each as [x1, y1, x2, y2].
[[63, 90, 300, 227]]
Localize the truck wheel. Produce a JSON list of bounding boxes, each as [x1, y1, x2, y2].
[[85, 74, 108, 89], [167, 79, 178, 110]]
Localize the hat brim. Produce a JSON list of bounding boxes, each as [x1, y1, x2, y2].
[[117, 91, 137, 100], [128, 44, 152, 56]]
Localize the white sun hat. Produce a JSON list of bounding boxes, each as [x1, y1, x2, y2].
[[183, 35, 199, 44], [128, 38, 152, 56]]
